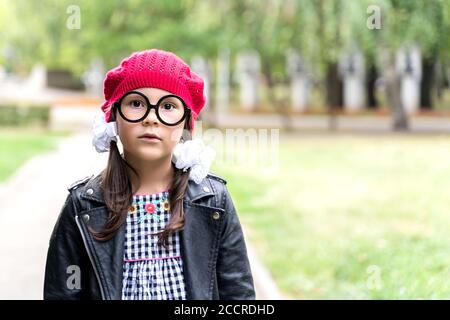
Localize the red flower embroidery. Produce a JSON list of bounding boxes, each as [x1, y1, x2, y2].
[[145, 203, 156, 214]]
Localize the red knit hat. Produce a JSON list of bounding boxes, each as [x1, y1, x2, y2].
[[101, 49, 205, 129]]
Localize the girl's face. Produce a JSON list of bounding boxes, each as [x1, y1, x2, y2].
[[114, 87, 187, 162]]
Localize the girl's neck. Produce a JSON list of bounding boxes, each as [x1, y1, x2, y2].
[[124, 153, 174, 195]]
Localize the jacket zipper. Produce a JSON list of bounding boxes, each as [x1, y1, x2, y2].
[[75, 215, 107, 300]]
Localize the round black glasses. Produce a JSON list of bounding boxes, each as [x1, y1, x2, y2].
[[113, 91, 190, 126]]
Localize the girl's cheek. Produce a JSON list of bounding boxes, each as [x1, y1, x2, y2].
[[170, 125, 184, 143], [163, 131, 178, 149], [118, 123, 132, 146]]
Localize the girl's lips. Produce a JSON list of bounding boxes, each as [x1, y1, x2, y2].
[[138, 133, 162, 141], [139, 136, 161, 143]]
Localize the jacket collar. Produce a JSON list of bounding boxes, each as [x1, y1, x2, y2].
[[79, 173, 215, 205]]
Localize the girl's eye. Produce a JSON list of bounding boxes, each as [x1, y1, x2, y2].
[[162, 103, 175, 110], [131, 100, 143, 108]]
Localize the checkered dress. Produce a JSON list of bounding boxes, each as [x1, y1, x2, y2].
[[121, 191, 187, 300]]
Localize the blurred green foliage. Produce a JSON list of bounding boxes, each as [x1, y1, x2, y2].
[[0, 0, 448, 79], [0, 128, 70, 182], [0, 104, 50, 127]]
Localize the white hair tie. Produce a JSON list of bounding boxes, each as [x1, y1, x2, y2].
[[172, 139, 216, 184], [92, 112, 118, 153]]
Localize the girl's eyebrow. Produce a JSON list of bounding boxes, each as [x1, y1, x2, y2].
[[134, 90, 172, 105]]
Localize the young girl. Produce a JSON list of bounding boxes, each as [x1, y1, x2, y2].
[[44, 49, 255, 300]]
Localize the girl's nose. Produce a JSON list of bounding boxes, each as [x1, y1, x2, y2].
[[143, 108, 159, 125]]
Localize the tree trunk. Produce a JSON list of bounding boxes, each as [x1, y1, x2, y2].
[[325, 62, 342, 131], [366, 64, 378, 109], [325, 62, 343, 108], [383, 51, 409, 131], [420, 57, 435, 110], [262, 62, 293, 131]]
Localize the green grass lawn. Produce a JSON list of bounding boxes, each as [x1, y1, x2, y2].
[[212, 133, 450, 299], [0, 128, 71, 182]]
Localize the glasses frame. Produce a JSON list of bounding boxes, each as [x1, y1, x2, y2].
[[113, 90, 190, 126]]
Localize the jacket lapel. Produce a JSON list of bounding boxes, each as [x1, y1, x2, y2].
[[78, 207, 126, 300], [181, 179, 226, 299], [78, 175, 126, 300]]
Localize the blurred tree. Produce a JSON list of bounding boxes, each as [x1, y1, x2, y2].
[[213, 0, 310, 129], [0, 0, 222, 76], [383, 0, 449, 112], [377, 0, 449, 128]]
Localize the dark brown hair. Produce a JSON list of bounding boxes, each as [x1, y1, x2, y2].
[[89, 109, 192, 248]]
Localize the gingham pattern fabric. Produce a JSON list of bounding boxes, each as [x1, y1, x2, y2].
[[121, 191, 187, 300]]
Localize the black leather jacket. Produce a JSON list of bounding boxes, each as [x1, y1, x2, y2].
[[43, 172, 255, 300]]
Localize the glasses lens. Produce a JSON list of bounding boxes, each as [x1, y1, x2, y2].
[[157, 96, 185, 124], [120, 93, 148, 121], [119, 93, 186, 124]]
